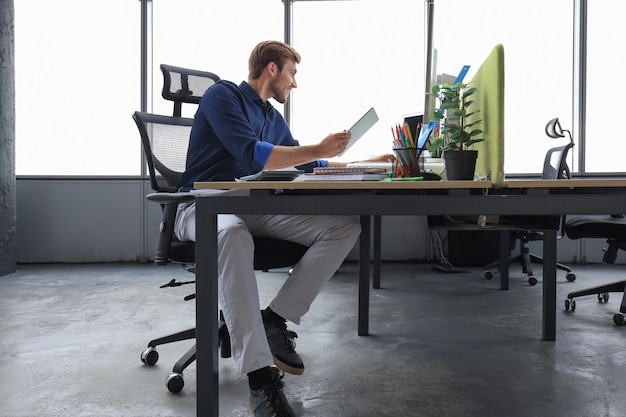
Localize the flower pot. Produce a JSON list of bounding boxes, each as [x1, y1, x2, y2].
[[443, 150, 478, 180]]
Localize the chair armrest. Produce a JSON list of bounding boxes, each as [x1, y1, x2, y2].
[[146, 192, 195, 205], [147, 192, 194, 265]]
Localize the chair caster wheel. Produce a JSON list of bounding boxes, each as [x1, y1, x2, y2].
[[484, 270, 494, 280], [566, 272, 576, 282], [565, 298, 576, 311], [166, 373, 185, 393], [598, 292, 609, 303], [528, 276, 538, 286], [141, 347, 159, 366], [613, 313, 625, 326]]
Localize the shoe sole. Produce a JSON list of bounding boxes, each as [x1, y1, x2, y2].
[[273, 356, 304, 375]]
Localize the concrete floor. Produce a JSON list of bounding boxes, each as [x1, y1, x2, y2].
[[2, 261, 626, 417]]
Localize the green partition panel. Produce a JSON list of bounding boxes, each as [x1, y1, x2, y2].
[[470, 44, 505, 187]]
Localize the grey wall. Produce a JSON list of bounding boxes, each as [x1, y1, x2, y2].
[[16, 179, 161, 263], [0, 0, 16, 276], [14, 179, 435, 264]]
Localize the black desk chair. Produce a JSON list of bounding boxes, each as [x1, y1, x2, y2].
[[564, 215, 626, 325], [484, 118, 576, 285], [132, 67, 308, 393]]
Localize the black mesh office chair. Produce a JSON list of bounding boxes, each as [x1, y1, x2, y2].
[[564, 215, 626, 325], [132, 65, 308, 393], [484, 118, 576, 285], [133, 111, 308, 393]]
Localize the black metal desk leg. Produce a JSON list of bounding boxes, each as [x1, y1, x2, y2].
[[195, 199, 220, 416], [542, 229, 557, 341], [373, 215, 382, 289], [358, 215, 371, 336], [499, 230, 510, 291]]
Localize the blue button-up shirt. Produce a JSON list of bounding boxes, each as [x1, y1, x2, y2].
[[178, 80, 327, 189]]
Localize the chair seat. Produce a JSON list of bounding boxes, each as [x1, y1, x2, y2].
[[168, 237, 308, 271], [253, 237, 308, 271], [498, 215, 561, 231], [565, 216, 626, 240]]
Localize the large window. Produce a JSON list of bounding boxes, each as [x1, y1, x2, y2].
[[585, 0, 626, 173], [150, 0, 284, 118], [290, 0, 574, 175], [14, 0, 622, 176], [290, 0, 423, 163], [431, 0, 573, 175], [15, 0, 140, 176]]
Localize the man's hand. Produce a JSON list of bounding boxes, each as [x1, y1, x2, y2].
[[264, 131, 352, 169], [318, 131, 352, 158]]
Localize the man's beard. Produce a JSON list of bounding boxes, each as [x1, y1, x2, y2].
[[270, 78, 289, 104]]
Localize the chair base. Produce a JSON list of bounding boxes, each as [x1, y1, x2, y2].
[[141, 314, 232, 393], [565, 280, 626, 326], [485, 247, 575, 286]]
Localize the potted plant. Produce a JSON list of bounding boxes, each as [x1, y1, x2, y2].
[[426, 136, 443, 159], [429, 82, 484, 180]]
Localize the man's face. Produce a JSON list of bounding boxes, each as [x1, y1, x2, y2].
[[270, 59, 298, 104]]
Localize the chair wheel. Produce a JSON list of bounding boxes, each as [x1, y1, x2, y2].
[[484, 270, 494, 280], [598, 292, 609, 303], [166, 373, 185, 393], [141, 347, 159, 366], [613, 313, 625, 326], [566, 272, 576, 282], [565, 298, 576, 311], [528, 276, 538, 286]]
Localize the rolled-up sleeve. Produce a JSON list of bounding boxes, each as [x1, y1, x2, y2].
[[253, 141, 274, 168]]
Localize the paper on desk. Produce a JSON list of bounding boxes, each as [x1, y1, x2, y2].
[[189, 188, 251, 197], [346, 161, 393, 171]]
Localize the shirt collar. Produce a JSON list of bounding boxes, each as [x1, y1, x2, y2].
[[240, 81, 275, 113], [240, 81, 265, 106]]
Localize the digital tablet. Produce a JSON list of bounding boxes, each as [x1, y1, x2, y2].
[[340, 107, 379, 156]]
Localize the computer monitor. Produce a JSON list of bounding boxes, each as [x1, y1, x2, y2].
[[402, 112, 423, 146]]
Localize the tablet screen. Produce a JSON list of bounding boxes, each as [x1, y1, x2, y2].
[[340, 107, 379, 156]]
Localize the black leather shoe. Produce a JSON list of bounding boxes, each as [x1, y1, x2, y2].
[[264, 319, 305, 375], [249, 367, 296, 417]]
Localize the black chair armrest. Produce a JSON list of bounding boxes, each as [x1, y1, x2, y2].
[[148, 192, 194, 265], [147, 192, 195, 205]]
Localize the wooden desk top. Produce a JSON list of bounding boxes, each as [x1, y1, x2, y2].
[[193, 178, 626, 191], [504, 178, 626, 188], [193, 180, 492, 190]]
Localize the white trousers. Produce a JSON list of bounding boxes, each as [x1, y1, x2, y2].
[[175, 202, 361, 374]]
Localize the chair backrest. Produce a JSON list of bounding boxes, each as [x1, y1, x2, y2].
[[133, 111, 193, 193], [160, 64, 220, 116], [539, 140, 575, 234], [541, 142, 574, 179]]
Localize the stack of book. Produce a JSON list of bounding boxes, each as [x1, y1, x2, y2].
[[302, 167, 389, 181]]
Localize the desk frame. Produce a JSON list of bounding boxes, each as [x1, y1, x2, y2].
[[193, 179, 626, 416]]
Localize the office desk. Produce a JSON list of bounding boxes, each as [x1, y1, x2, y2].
[[192, 178, 626, 416]]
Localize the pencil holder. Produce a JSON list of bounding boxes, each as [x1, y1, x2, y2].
[[393, 147, 420, 178]]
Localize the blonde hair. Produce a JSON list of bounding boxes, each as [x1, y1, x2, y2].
[[248, 40, 301, 79]]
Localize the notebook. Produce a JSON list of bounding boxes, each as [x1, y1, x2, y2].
[[340, 107, 379, 156]]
